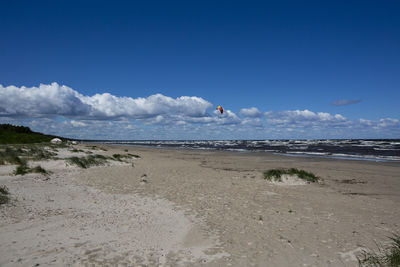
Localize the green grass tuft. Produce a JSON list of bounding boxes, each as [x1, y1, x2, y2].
[[264, 168, 319, 183], [30, 165, 48, 174], [14, 163, 29, 175], [0, 185, 9, 195], [67, 154, 108, 168], [112, 153, 140, 162], [0, 185, 10, 205], [358, 235, 400, 267], [70, 148, 85, 153]]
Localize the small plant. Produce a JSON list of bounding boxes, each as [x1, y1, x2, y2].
[[67, 154, 108, 168], [358, 234, 400, 267], [70, 148, 85, 153], [30, 165, 48, 174], [0, 185, 9, 205], [0, 185, 9, 195], [112, 153, 140, 161], [13, 162, 48, 176], [14, 162, 29, 175], [264, 168, 319, 183]]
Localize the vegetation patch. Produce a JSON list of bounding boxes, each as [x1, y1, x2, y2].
[[67, 154, 109, 168], [85, 145, 107, 151], [30, 165, 48, 174], [0, 145, 57, 165], [264, 168, 319, 183], [358, 234, 400, 267], [0, 185, 10, 205], [70, 148, 85, 153], [111, 153, 141, 162], [14, 163, 30, 175], [13, 162, 48, 176]]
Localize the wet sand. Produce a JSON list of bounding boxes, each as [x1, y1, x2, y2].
[[1, 144, 399, 266]]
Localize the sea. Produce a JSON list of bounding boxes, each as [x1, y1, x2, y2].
[[100, 139, 400, 162]]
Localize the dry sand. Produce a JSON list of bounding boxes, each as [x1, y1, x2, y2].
[[1, 144, 399, 266]]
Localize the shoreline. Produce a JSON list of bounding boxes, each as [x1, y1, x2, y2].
[[1, 143, 399, 266], [85, 138, 400, 163], [87, 141, 400, 163]]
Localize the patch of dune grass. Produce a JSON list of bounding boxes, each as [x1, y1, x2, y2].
[[0, 185, 9, 205], [30, 165, 48, 174], [264, 168, 319, 183], [70, 148, 85, 153], [14, 163, 29, 175], [14, 163, 48, 176], [112, 153, 140, 161], [358, 235, 400, 267], [67, 154, 108, 168], [85, 145, 107, 151], [0, 145, 56, 164]]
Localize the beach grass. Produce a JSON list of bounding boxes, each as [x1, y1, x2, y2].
[[30, 165, 48, 174], [70, 148, 85, 153], [14, 163, 29, 175], [67, 154, 108, 168], [0, 145, 57, 164], [0, 185, 9, 205], [358, 234, 400, 267], [264, 168, 319, 183], [13, 162, 48, 175], [112, 153, 140, 161], [1, 145, 55, 175]]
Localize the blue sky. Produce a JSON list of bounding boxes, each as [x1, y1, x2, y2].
[[1, 0, 399, 139]]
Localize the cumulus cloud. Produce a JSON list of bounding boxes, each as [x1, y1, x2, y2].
[[377, 118, 399, 128], [265, 109, 348, 127], [0, 83, 213, 119], [0, 83, 91, 117], [239, 107, 262, 117], [69, 120, 87, 127], [359, 118, 399, 129], [213, 109, 241, 125], [333, 99, 361, 106]]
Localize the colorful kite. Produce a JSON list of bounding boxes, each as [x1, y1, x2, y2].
[[216, 105, 223, 114]]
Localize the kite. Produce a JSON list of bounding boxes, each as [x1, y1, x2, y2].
[[216, 105, 223, 114]]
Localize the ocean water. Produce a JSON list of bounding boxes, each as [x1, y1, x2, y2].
[[101, 139, 400, 162]]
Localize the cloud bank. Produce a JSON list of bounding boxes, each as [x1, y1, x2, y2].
[[0, 83, 212, 119], [0, 83, 398, 139]]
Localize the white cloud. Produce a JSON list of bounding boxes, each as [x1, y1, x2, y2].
[[377, 118, 399, 128], [240, 107, 262, 117], [0, 83, 212, 119], [0, 83, 90, 117], [69, 120, 87, 127], [241, 117, 264, 127], [265, 109, 348, 127], [213, 110, 241, 125]]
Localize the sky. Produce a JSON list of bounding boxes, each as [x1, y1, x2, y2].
[[0, 0, 399, 140]]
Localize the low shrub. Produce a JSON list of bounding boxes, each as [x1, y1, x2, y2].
[[0, 185, 10, 205], [358, 234, 400, 267], [264, 168, 319, 183], [67, 154, 108, 168]]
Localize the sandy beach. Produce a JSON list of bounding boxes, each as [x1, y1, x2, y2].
[[1, 144, 399, 266]]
